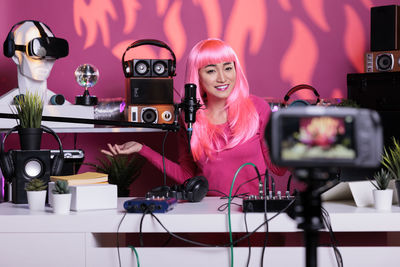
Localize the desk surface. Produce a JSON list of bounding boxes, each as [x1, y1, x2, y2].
[[0, 197, 399, 233]]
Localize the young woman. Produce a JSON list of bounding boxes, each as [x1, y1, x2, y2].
[[102, 38, 286, 196]]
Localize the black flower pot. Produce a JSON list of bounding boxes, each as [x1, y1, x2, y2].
[[18, 128, 43, 150]]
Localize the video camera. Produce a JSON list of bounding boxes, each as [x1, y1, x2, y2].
[[266, 106, 383, 169]]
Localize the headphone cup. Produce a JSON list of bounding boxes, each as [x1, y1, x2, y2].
[[0, 151, 15, 181]]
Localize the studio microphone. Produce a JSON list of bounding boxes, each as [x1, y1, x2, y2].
[[182, 83, 200, 152]]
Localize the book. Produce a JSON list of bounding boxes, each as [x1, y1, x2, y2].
[[50, 172, 108, 186]]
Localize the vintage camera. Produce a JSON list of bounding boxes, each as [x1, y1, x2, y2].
[[266, 106, 383, 168], [126, 104, 175, 124], [365, 50, 400, 72]]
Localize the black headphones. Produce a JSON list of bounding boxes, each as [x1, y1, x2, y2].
[[0, 125, 64, 182], [3, 20, 68, 59], [283, 84, 321, 107], [122, 39, 176, 78], [146, 176, 209, 202]]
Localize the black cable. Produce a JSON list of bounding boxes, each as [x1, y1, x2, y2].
[[161, 131, 169, 186], [144, 198, 296, 249], [261, 169, 269, 267], [321, 207, 343, 267], [139, 210, 150, 247], [117, 212, 128, 267], [244, 211, 252, 267]]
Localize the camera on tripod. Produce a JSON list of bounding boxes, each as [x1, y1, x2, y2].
[[266, 106, 383, 170]]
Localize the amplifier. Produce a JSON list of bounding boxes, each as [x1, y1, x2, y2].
[[365, 50, 400, 72]]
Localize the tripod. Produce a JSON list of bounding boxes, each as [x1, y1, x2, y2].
[[291, 168, 337, 267]]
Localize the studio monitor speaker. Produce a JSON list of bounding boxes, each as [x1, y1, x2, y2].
[[125, 78, 173, 105], [12, 150, 51, 204], [371, 5, 400, 51]]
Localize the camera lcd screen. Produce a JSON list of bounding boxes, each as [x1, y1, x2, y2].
[[280, 116, 356, 162]]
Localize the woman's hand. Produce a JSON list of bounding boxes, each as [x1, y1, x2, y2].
[[101, 141, 143, 157]]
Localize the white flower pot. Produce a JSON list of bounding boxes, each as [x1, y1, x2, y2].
[[27, 190, 47, 211], [373, 189, 393, 211], [52, 193, 72, 214]]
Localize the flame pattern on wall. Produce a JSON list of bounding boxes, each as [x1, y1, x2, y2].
[[72, 0, 376, 100]]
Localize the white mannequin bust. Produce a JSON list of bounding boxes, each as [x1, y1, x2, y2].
[[13, 21, 55, 99], [0, 21, 60, 104]]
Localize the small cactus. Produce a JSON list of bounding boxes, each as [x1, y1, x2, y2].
[[52, 180, 70, 194], [25, 178, 48, 191]]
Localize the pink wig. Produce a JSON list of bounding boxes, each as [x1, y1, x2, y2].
[[185, 38, 259, 160]]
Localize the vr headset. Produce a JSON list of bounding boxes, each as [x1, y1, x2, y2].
[[4, 20, 69, 59]]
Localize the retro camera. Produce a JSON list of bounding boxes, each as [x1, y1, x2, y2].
[[126, 104, 175, 124], [266, 106, 383, 169]]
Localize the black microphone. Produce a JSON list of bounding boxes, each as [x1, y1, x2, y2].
[[182, 83, 200, 151]]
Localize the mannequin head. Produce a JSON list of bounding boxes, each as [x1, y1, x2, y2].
[[12, 21, 56, 83]]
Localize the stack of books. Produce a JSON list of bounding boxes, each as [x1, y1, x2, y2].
[[50, 172, 108, 186], [49, 172, 117, 211]]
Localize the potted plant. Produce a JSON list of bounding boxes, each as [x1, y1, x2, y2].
[[381, 137, 400, 206], [11, 91, 44, 150], [86, 154, 146, 197], [25, 178, 47, 211], [51, 180, 72, 214], [369, 169, 393, 210]]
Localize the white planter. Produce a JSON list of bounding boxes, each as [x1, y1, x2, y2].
[[27, 190, 47, 211], [373, 189, 393, 211], [52, 193, 72, 214]]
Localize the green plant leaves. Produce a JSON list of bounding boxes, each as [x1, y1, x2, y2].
[[11, 91, 44, 128], [382, 137, 400, 180]]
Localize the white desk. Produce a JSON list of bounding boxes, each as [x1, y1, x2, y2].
[[0, 197, 399, 267]]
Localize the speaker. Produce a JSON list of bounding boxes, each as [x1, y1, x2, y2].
[[125, 78, 173, 105], [347, 72, 400, 150], [121, 39, 176, 78], [146, 176, 209, 202], [0, 125, 64, 203], [127, 104, 175, 124], [371, 5, 400, 51], [347, 72, 400, 111], [365, 50, 400, 72], [283, 84, 321, 107], [11, 150, 51, 204]]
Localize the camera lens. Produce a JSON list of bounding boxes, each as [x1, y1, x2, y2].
[[153, 61, 167, 76], [376, 54, 393, 71], [135, 61, 149, 75], [142, 108, 157, 123]]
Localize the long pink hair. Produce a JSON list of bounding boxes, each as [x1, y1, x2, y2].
[[185, 38, 259, 160]]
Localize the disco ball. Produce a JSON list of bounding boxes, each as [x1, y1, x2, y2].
[[74, 64, 99, 88]]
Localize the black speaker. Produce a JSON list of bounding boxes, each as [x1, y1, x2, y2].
[[125, 78, 173, 105], [146, 176, 209, 202], [371, 5, 400, 51], [0, 125, 64, 203], [347, 72, 400, 151], [11, 150, 51, 204], [347, 72, 400, 111]]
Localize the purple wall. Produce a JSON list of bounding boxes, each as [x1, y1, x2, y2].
[[1, 0, 398, 195]]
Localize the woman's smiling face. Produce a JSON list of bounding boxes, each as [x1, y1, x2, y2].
[[198, 61, 236, 102]]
